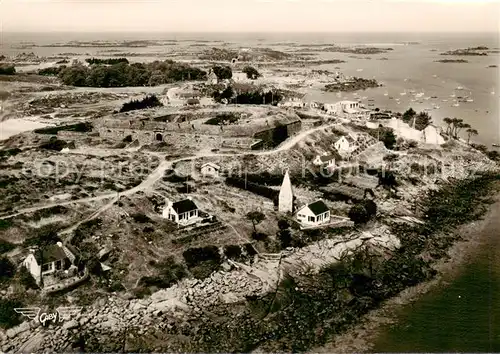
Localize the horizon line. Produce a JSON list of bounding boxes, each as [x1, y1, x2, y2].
[[3, 30, 498, 34]]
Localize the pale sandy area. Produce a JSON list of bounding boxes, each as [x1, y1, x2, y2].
[[0, 118, 49, 141]]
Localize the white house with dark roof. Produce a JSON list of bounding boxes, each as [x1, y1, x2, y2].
[[201, 162, 221, 177], [163, 198, 199, 225], [23, 242, 78, 286], [296, 200, 331, 227], [312, 151, 342, 168]]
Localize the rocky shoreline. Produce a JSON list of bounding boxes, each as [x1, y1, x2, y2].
[[315, 180, 500, 353]]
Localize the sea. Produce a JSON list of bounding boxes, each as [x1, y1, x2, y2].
[[1, 31, 499, 145], [373, 198, 500, 352]]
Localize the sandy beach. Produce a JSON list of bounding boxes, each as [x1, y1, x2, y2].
[[0, 118, 49, 141]]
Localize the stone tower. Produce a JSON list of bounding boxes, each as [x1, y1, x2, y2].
[[278, 170, 294, 213]]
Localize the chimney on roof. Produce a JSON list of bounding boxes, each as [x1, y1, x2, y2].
[[57, 241, 63, 248]]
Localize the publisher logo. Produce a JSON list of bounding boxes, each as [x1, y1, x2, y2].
[[14, 307, 83, 326]]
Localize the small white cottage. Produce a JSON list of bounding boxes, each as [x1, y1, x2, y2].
[[296, 200, 331, 227], [163, 198, 199, 225], [201, 162, 221, 177], [23, 242, 77, 286], [334, 136, 352, 157], [312, 152, 341, 168]]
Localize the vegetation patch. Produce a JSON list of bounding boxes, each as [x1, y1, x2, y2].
[[119, 94, 162, 113]]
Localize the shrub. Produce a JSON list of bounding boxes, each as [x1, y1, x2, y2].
[[190, 260, 222, 280], [0, 257, 16, 283], [251, 232, 268, 241], [348, 200, 377, 224], [119, 94, 162, 113], [0, 65, 16, 75], [277, 229, 292, 249], [18, 266, 38, 289], [224, 245, 242, 260], [38, 66, 64, 76], [139, 256, 187, 288], [131, 213, 151, 223], [183, 246, 221, 268], [40, 139, 68, 151], [34, 122, 93, 135], [86, 58, 129, 65], [212, 65, 232, 81], [0, 239, 15, 254], [242, 66, 261, 79], [0, 299, 24, 329]]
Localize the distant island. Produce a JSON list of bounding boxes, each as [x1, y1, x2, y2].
[[441, 46, 488, 56], [323, 77, 380, 92], [435, 59, 469, 63], [487, 65, 498, 68]]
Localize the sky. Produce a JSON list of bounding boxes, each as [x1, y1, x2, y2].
[[1, 0, 499, 33]]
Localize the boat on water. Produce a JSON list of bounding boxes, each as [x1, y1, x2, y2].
[[466, 98, 474, 102], [384, 93, 389, 96], [415, 92, 424, 98], [442, 99, 448, 102], [434, 105, 440, 109], [432, 74, 438, 78], [424, 97, 430, 100], [356, 68, 363, 72], [456, 86, 464, 90], [389, 96, 394, 99], [431, 96, 438, 99], [400, 91, 407, 96], [450, 94, 456, 98], [452, 102, 460, 107], [493, 143, 500, 148]]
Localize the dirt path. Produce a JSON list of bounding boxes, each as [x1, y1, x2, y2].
[[0, 122, 338, 220]]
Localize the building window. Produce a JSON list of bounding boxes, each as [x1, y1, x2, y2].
[[308, 216, 314, 222], [56, 260, 62, 270], [42, 263, 50, 272]]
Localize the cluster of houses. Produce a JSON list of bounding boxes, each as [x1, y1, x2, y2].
[[161, 163, 348, 230], [312, 132, 379, 170]]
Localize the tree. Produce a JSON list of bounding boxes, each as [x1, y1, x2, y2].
[[246, 211, 266, 233], [382, 129, 397, 150], [242, 66, 261, 80], [212, 65, 232, 82], [455, 121, 470, 139], [466, 128, 478, 144], [443, 117, 453, 135], [414, 111, 432, 131], [402, 108, 416, 123]]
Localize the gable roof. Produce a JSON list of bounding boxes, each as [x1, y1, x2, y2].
[[201, 162, 220, 170], [34, 244, 68, 265], [172, 199, 198, 214], [319, 151, 342, 162], [307, 200, 329, 215]]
